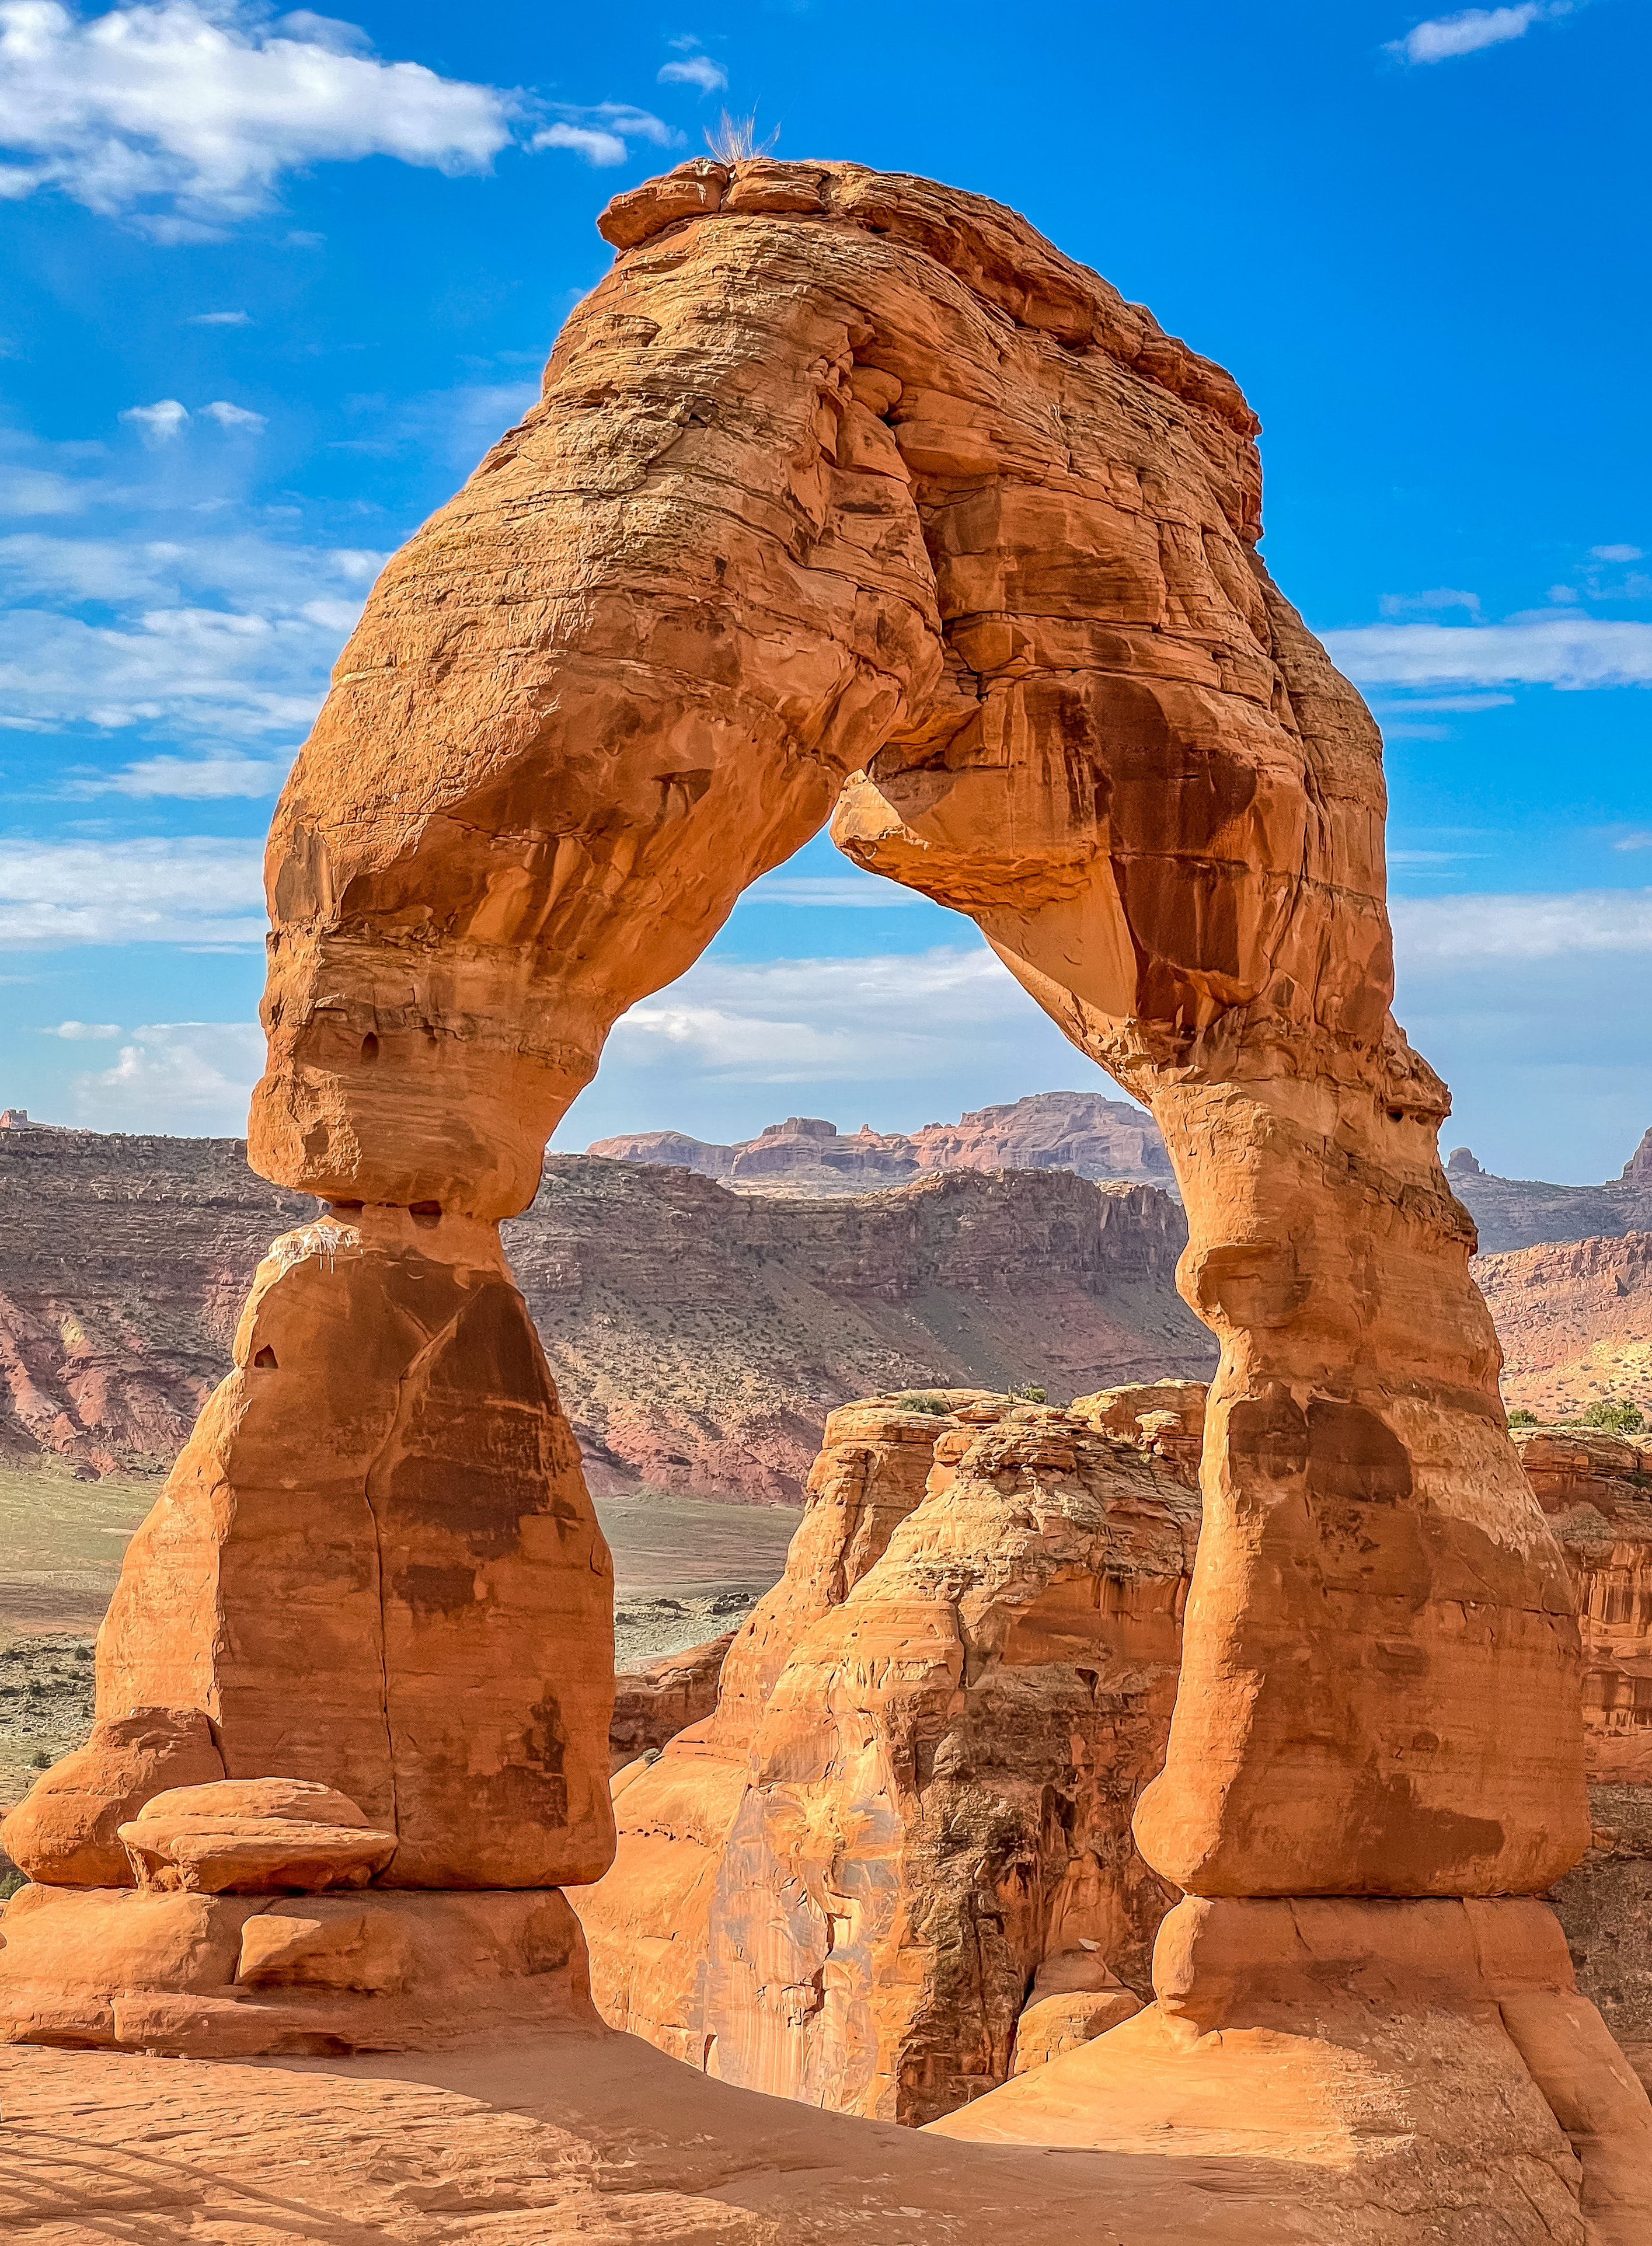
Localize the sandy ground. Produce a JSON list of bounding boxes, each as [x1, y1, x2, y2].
[[0, 1467, 800, 1805]]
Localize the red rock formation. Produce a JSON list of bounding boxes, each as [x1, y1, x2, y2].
[[577, 1389, 1199, 2121], [0, 1708, 222, 1888], [1476, 1230, 1652, 1421], [119, 1778, 398, 1895], [609, 1632, 733, 1776], [591, 1091, 1173, 1194], [6, 155, 1640, 2225], [1448, 1136, 1652, 1253]]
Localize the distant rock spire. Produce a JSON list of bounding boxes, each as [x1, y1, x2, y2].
[[1621, 1127, 1652, 1181]]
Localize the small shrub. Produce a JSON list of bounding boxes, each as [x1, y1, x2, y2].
[[1507, 1407, 1539, 1428], [0, 1868, 26, 1903], [1580, 1400, 1646, 1435], [1009, 1384, 1047, 1404], [705, 110, 779, 164], [893, 1391, 950, 1417], [29, 1748, 50, 1770]]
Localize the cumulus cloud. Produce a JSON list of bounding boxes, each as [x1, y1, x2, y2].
[[200, 399, 265, 432], [119, 397, 189, 441], [529, 104, 676, 168], [0, 835, 265, 946], [40, 1017, 120, 1037], [1322, 615, 1652, 690], [71, 1019, 266, 1132], [658, 55, 727, 93], [1592, 544, 1644, 564], [1386, 4, 1571, 65], [0, 1, 518, 233]]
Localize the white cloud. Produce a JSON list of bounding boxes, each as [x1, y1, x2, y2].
[[187, 309, 249, 326], [658, 55, 727, 93], [611, 948, 1036, 1084], [1378, 587, 1483, 618], [120, 398, 189, 441], [744, 873, 918, 909], [69, 748, 290, 796], [71, 1019, 265, 1132], [1322, 615, 1652, 690], [1392, 888, 1652, 964], [529, 104, 676, 168], [201, 399, 265, 432], [40, 1017, 119, 1037], [1592, 544, 1644, 564], [0, 530, 382, 737], [0, 835, 264, 946], [1386, 5, 1571, 65], [1613, 833, 1652, 853], [0, 1, 518, 231]]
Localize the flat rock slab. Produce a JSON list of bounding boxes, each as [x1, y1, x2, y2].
[[0, 2031, 1332, 2244]]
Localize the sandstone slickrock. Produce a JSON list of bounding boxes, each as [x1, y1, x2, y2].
[[590, 1089, 1175, 1194], [9, 154, 1643, 2226], [117, 1778, 398, 1894], [576, 1389, 1199, 2123], [0, 1707, 222, 1888]]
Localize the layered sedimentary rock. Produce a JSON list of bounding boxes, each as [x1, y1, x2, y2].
[[518, 1157, 1210, 1501], [576, 1387, 1198, 2121], [7, 153, 1641, 2222], [1450, 1135, 1652, 1254], [590, 1089, 1174, 1192], [1477, 1230, 1652, 1421], [608, 1632, 733, 1775]]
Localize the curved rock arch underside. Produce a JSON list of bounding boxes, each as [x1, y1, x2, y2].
[[6, 161, 1650, 2237]]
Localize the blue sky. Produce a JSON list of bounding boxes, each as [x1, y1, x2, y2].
[[1, 0, 1647, 1180]]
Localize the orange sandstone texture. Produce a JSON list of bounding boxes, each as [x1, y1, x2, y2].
[[575, 1388, 1198, 2121], [248, 154, 1584, 1905], [95, 1208, 615, 1891]]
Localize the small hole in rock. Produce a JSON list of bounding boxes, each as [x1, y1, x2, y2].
[[327, 1198, 364, 1212], [253, 1345, 278, 1370], [360, 1033, 379, 1059], [1386, 1107, 1404, 1122], [409, 1201, 441, 1229]]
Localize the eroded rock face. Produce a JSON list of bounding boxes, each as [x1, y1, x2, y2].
[[118, 1778, 398, 1895], [0, 1708, 223, 1888], [95, 1209, 615, 1891], [575, 1390, 1197, 2123]]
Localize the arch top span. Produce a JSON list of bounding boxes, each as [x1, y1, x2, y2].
[[242, 156, 1587, 1909]]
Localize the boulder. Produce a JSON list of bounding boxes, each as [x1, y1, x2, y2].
[[1009, 1946, 1142, 2076], [0, 1707, 223, 1888], [118, 1778, 398, 1894]]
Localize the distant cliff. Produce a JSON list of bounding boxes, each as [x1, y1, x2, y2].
[[0, 1131, 1212, 1499], [1448, 1128, 1652, 1254], [588, 1089, 1174, 1195], [1474, 1230, 1652, 1421]]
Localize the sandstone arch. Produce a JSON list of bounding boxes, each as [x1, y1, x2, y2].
[[242, 155, 1581, 1900], [8, 158, 1649, 2228]]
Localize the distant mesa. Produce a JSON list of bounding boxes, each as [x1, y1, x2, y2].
[[588, 1090, 1175, 1197], [1448, 1125, 1652, 1253]]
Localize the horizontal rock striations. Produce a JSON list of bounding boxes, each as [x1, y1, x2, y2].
[[1476, 1230, 1652, 1421], [590, 1090, 1174, 1195], [1449, 1136, 1652, 1254], [513, 1156, 1213, 1501]]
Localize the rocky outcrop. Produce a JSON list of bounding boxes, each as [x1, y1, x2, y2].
[[118, 1779, 399, 1895], [1449, 1139, 1652, 1253], [609, 1633, 733, 1776], [0, 1707, 222, 1888], [591, 1090, 1174, 1194], [1475, 1230, 1652, 1422], [514, 1158, 1212, 1502], [576, 1386, 1199, 2122]]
